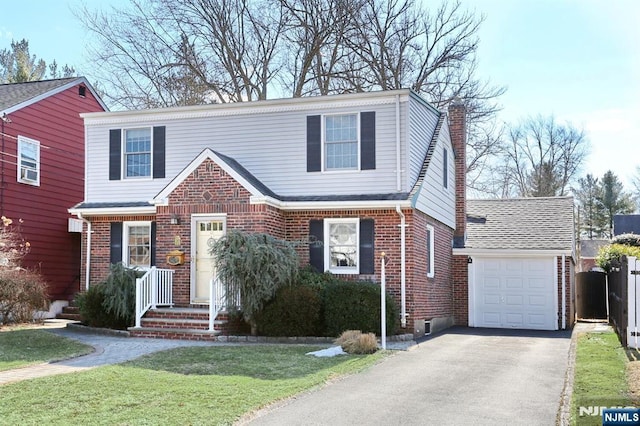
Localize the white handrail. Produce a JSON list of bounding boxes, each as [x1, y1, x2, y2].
[[208, 277, 240, 331], [134, 267, 174, 328]]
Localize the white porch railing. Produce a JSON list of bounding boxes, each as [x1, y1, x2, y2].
[[134, 267, 174, 328], [208, 277, 240, 331]]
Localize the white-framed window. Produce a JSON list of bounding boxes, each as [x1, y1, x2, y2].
[[124, 128, 152, 178], [443, 148, 448, 189], [324, 113, 358, 170], [426, 224, 434, 278], [17, 136, 40, 186], [124, 222, 151, 268], [324, 218, 360, 274]]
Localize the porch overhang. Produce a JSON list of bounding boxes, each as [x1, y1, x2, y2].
[[69, 202, 156, 217]]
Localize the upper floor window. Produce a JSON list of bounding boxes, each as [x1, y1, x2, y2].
[[124, 222, 151, 268], [325, 114, 358, 170], [324, 218, 360, 274], [18, 136, 40, 186], [124, 128, 152, 178]]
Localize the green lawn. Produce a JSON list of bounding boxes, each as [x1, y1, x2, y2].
[[0, 345, 388, 425], [0, 329, 93, 371], [571, 330, 632, 425]]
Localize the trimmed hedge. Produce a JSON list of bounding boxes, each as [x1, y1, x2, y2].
[[256, 284, 323, 337], [255, 267, 398, 337], [322, 280, 397, 336]]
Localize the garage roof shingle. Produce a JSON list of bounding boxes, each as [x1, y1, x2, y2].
[[465, 197, 574, 251]]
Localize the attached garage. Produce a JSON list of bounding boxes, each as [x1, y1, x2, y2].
[[453, 197, 575, 331], [470, 256, 557, 330]]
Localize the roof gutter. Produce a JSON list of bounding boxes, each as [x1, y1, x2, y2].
[[250, 196, 411, 211], [69, 205, 156, 217]]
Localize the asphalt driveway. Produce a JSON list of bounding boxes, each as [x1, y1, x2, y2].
[[246, 327, 572, 426]]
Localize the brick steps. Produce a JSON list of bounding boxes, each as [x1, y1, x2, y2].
[[56, 305, 81, 321], [129, 307, 230, 341]]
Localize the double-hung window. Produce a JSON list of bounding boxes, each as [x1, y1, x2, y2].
[[124, 128, 152, 178], [325, 114, 358, 170], [17, 136, 40, 186], [124, 222, 151, 268], [325, 218, 360, 274]]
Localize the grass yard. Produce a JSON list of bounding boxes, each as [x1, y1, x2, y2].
[[571, 330, 633, 425], [0, 329, 93, 371], [0, 345, 388, 425]]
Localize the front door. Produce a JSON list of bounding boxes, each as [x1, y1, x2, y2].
[[193, 219, 225, 303]]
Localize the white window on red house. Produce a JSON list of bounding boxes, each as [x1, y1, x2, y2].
[[124, 222, 151, 267], [17, 136, 40, 186], [426, 224, 434, 278], [325, 218, 360, 274]]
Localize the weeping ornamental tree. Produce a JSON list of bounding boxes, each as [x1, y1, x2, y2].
[[209, 230, 299, 335]]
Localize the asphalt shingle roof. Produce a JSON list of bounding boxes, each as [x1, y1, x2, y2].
[[0, 78, 79, 111], [464, 197, 575, 251]]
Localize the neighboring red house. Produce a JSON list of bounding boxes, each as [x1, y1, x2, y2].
[[0, 77, 107, 315]]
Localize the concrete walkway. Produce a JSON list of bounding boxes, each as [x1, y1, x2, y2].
[[245, 327, 574, 426], [0, 321, 216, 385], [0, 321, 413, 386]]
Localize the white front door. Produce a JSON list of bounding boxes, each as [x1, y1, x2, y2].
[[471, 257, 558, 330], [193, 219, 225, 303]]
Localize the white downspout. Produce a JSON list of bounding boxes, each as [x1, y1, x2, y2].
[[396, 205, 407, 328], [77, 213, 91, 291], [562, 255, 566, 330], [395, 94, 401, 192]]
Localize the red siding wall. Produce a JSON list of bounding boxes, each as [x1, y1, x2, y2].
[[3, 83, 104, 300]]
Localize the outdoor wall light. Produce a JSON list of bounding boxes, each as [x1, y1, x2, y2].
[[170, 214, 181, 225]]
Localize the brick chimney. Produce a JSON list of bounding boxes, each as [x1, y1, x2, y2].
[[448, 98, 467, 248]]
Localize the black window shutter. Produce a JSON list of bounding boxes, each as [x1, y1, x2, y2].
[[109, 129, 121, 180], [360, 112, 376, 170], [309, 219, 324, 272], [110, 222, 123, 264], [359, 219, 375, 274], [150, 221, 157, 266], [307, 115, 321, 172], [153, 126, 166, 179]]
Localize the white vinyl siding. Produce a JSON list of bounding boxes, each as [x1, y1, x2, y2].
[[17, 136, 40, 186], [413, 119, 456, 229], [84, 95, 405, 203], [407, 95, 440, 187]]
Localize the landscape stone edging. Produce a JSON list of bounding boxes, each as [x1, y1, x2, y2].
[[65, 323, 413, 344]]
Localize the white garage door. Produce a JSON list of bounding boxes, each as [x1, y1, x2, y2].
[[472, 257, 557, 330]]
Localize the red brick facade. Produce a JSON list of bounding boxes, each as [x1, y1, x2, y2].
[[80, 157, 456, 333]]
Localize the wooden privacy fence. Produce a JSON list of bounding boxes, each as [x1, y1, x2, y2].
[[607, 256, 640, 348]]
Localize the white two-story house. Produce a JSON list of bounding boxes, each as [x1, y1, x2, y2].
[[70, 89, 468, 339]]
